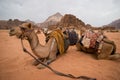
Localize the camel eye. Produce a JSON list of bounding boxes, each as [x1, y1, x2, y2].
[[20, 27, 26, 31], [11, 29, 14, 32]]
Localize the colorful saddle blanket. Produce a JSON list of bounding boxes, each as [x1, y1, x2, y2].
[[82, 30, 103, 48]]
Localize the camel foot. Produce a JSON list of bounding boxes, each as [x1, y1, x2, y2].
[[37, 63, 46, 69], [32, 59, 40, 66]]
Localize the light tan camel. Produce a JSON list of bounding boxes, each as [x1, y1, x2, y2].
[[9, 23, 69, 69], [76, 29, 120, 60]]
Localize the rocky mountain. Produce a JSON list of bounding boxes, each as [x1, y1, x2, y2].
[[25, 19, 35, 24], [37, 12, 63, 28], [57, 14, 86, 29], [0, 19, 25, 29], [107, 18, 120, 29], [45, 12, 63, 22]]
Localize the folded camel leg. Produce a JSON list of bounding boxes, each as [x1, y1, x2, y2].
[[32, 58, 44, 66], [108, 53, 120, 60], [76, 42, 82, 51], [37, 58, 56, 69]]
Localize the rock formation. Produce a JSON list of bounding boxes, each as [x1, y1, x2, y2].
[[0, 19, 25, 29], [57, 14, 86, 29]]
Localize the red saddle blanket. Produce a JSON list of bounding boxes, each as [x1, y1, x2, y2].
[[82, 30, 103, 48]]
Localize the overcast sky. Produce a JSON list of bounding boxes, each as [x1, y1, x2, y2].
[[0, 0, 120, 27]]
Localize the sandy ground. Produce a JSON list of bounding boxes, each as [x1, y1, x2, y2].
[[0, 30, 120, 80]]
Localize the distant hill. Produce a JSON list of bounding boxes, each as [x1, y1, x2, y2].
[[45, 12, 63, 22], [0, 19, 36, 30], [36, 13, 92, 29], [37, 12, 63, 28], [107, 18, 120, 29], [0, 19, 25, 29], [0, 13, 95, 30], [25, 19, 35, 24], [57, 14, 86, 29]]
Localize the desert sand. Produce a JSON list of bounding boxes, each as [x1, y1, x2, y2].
[[0, 30, 120, 80]]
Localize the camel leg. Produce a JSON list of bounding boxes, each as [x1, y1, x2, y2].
[[37, 45, 58, 69], [37, 58, 48, 69], [76, 42, 88, 52], [37, 38, 58, 69], [46, 40, 58, 64], [46, 52, 57, 64], [97, 42, 113, 60], [32, 58, 44, 66], [108, 53, 120, 60], [36, 57, 56, 69], [76, 42, 82, 51], [37, 58, 56, 69]]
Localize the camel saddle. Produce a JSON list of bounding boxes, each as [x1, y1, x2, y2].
[[81, 30, 104, 49], [48, 29, 65, 54]]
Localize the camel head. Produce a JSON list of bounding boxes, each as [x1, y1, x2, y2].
[[19, 23, 34, 39], [9, 26, 22, 38]]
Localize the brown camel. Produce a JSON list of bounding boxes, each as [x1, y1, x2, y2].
[[76, 29, 120, 60], [9, 23, 69, 69]]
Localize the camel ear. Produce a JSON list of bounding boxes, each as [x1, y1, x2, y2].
[[27, 23, 32, 29]]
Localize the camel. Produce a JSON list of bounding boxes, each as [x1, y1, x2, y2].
[[9, 23, 69, 69], [76, 29, 120, 60]]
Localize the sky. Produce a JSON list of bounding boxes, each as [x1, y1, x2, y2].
[[0, 0, 120, 27]]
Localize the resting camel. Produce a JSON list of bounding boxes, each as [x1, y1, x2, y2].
[[9, 23, 69, 69], [76, 29, 120, 60]]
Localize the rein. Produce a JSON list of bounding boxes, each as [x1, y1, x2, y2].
[[20, 38, 96, 80]]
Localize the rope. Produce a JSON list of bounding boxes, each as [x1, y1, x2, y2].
[[21, 39, 96, 80]]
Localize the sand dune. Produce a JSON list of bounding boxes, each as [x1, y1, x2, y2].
[[0, 30, 120, 80]]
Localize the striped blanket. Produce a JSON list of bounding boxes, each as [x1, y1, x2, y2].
[[49, 29, 65, 54]]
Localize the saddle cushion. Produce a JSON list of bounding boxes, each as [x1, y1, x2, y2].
[[81, 30, 104, 49], [49, 29, 65, 54]]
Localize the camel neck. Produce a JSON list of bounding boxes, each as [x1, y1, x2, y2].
[[27, 31, 55, 56], [27, 31, 40, 50], [27, 31, 53, 48]]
